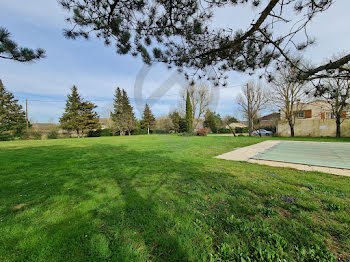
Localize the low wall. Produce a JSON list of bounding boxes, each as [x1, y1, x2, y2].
[[277, 119, 350, 137]]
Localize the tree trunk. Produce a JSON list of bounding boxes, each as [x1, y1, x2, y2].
[[288, 120, 295, 137], [336, 116, 341, 138], [76, 130, 80, 138], [128, 130, 131, 136], [226, 122, 236, 137], [247, 83, 253, 137], [147, 126, 150, 135], [290, 126, 295, 137], [248, 117, 253, 137]]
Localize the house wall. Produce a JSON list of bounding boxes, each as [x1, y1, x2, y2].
[[280, 100, 338, 120], [304, 100, 333, 119], [277, 119, 350, 137]]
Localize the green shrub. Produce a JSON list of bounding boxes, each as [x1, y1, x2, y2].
[[153, 130, 167, 134], [235, 127, 243, 133], [100, 128, 113, 136], [217, 128, 231, 134], [132, 128, 148, 135], [0, 133, 12, 141], [180, 131, 195, 136], [235, 127, 249, 133], [21, 131, 42, 140], [47, 131, 58, 139], [88, 130, 102, 137], [58, 133, 71, 139], [32, 132, 42, 140], [21, 132, 30, 140]]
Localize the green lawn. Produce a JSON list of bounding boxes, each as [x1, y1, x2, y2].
[[0, 135, 349, 261]]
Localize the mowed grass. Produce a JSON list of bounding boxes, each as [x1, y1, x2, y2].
[[0, 135, 349, 261]]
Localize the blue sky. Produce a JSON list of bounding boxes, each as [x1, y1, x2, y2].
[[1, 0, 349, 122]]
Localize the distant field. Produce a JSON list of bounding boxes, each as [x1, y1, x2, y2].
[[0, 135, 349, 261]]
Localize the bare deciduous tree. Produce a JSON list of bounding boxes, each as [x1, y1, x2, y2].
[[180, 83, 211, 128], [237, 81, 268, 136], [314, 78, 350, 138], [100, 104, 117, 134], [272, 66, 307, 137], [155, 115, 174, 133]]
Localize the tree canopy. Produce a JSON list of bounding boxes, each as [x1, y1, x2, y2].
[[313, 78, 350, 138], [169, 111, 181, 133], [60, 86, 100, 137], [237, 81, 268, 136], [111, 87, 136, 135], [204, 110, 221, 133], [141, 103, 156, 134], [0, 79, 27, 136], [0, 27, 45, 62], [59, 0, 347, 82], [271, 64, 307, 137], [185, 91, 193, 132]]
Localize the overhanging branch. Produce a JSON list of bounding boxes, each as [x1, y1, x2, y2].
[[298, 53, 350, 80], [193, 0, 280, 59]]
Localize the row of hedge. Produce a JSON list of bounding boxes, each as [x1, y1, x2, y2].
[[215, 127, 277, 134], [215, 127, 249, 134], [87, 128, 168, 137], [0, 128, 170, 141], [0, 130, 59, 141], [197, 127, 250, 136], [1, 126, 276, 141]]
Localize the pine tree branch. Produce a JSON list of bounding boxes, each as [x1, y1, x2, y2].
[[0, 27, 45, 63], [298, 54, 350, 80], [193, 0, 280, 59]]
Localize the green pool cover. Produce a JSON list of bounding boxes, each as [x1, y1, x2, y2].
[[252, 141, 350, 170]]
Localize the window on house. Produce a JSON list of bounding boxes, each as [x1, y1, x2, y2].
[[294, 111, 305, 119], [326, 112, 335, 119]]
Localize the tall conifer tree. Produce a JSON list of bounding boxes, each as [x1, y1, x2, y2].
[[111, 88, 136, 136], [122, 89, 136, 136], [0, 79, 27, 136], [185, 91, 193, 132], [142, 103, 155, 135], [111, 87, 124, 135], [60, 86, 82, 137], [80, 101, 100, 136], [60, 86, 100, 137], [169, 111, 181, 133]]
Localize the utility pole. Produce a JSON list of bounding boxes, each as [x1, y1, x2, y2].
[[26, 99, 29, 131], [247, 83, 252, 137]]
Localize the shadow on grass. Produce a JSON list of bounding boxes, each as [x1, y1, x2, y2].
[[0, 140, 347, 261], [0, 142, 229, 261]]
